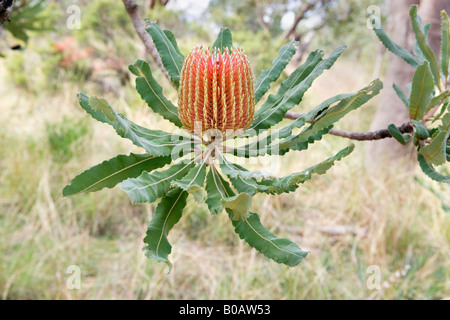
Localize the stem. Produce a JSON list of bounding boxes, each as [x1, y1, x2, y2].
[[121, 0, 172, 84], [284, 111, 414, 141]]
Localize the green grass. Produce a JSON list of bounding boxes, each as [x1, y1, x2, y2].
[[0, 58, 449, 300]]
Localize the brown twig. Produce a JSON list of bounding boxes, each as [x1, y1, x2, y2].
[[282, 2, 315, 39], [121, 0, 172, 84], [284, 111, 414, 141]]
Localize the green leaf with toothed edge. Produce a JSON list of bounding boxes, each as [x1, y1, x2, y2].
[[441, 11, 450, 81], [144, 21, 184, 89], [120, 161, 195, 204], [218, 155, 270, 195], [205, 166, 235, 215], [77, 93, 186, 157], [433, 101, 450, 124], [408, 61, 434, 121], [251, 48, 327, 130], [144, 187, 188, 269], [218, 152, 276, 182], [254, 41, 298, 104], [231, 92, 356, 158], [212, 27, 233, 52], [418, 155, 450, 184], [222, 193, 252, 221], [414, 23, 431, 64], [209, 170, 309, 266], [252, 49, 325, 119], [369, 13, 420, 67], [274, 79, 383, 155], [171, 162, 208, 202], [220, 145, 354, 195], [410, 5, 442, 88], [230, 211, 308, 266], [63, 153, 171, 197], [252, 45, 347, 131], [129, 59, 183, 127], [388, 124, 410, 145], [425, 91, 450, 116], [418, 131, 449, 167], [411, 120, 430, 140], [393, 83, 409, 108], [418, 112, 450, 166], [260, 144, 354, 194]]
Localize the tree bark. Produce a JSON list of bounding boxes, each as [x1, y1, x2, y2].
[[365, 0, 450, 169], [122, 0, 171, 83]]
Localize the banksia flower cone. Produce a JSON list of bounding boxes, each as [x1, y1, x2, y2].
[[178, 47, 255, 132]]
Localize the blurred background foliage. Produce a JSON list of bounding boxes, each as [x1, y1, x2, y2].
[[0, 0, 448, 299], [1, 0, 387, 92]]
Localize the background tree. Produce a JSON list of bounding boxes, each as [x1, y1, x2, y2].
[[366, 0, 450, 168]]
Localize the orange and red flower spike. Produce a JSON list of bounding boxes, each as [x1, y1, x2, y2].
[[178, 46, 255, 133]]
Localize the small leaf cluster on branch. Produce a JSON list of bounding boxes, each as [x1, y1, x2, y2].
[[371, 5, 450, 183], [63, 5, 450, 268]]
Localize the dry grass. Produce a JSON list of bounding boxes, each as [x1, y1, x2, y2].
[[0, 58, 449, 300]]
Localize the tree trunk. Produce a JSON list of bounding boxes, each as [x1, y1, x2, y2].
[[365, 0, 450, 170]]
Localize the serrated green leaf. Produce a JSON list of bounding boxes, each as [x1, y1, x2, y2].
[[441, 112, 450, 131], [212, 27, 233, 52], [233, 92, 356, 158], [425, 91, 450, 116], [217, 153, 270, 195], [254, 41, 298, 104], [205, 166, 235, 215], [228, 174, 270, 195], [410, 5, 441, 88], [388, 124, 410, 145], [432, 101, 450, 124], [222, 193, 252, 220], [408, 62, 435, 121], [370, 13, 419, 67], [252, 46, 346, 131], [441, 11, 450, 81], [63, 153, 171, 196], [252, 49, 324, 122], [411, 119, 430, 140], [275, 79, 383, 154], [171, 162, 207, 202], [393, 83, 409, 108], [163, 29, 184, 58], [413, 19, 430, 64], [144, 21, 184, 88], [121, 161, 195, 204], [219, 155, 276, 182], [78, 93, 184, 156], [212, 166, 308, 267], [419, 131, 449, 166], [230, 211, 308, 266], [144, 188, 188, 267], [263, 144, 354, 194], [129, 59, 183, 127], [223, 145, 353, 195], [418, 154, 450, 183]]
